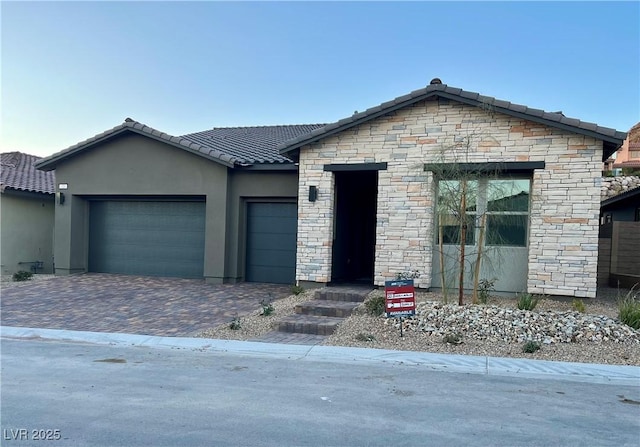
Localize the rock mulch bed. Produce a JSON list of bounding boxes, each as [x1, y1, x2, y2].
[[394, 301, 638, 345], [327, 291, 640, 366], [196, 288, 640, 366]]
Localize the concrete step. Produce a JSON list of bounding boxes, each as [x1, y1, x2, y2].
[[314, 287, 372, 303], [295, 300, 361, 318], [276, 315, 345, 336]]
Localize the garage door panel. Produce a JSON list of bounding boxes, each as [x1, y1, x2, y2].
[[248, 233, 297, 250], [246, 249, 296, 268], [246, 203, 297, 284], [247, 217, 297, 234], [89, 201, 205, 278]]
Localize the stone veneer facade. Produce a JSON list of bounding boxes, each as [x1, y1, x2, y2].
[[296, 97, 603, 298]]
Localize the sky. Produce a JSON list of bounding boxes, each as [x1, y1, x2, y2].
[[2, 1, 639, 158]]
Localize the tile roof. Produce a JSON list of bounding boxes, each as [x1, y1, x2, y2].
[[1, 152, 55, 194], [36, 119, 238, 171], [613, 160, 640, 168], [180, 124, 326, 165], [35, 119, 326, 170], [278, 82, 627, 161]]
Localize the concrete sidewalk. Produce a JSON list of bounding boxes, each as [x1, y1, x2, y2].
[[2, 325, 639, 387]]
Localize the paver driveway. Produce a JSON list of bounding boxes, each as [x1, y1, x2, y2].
[[0, 274, 291, 336]]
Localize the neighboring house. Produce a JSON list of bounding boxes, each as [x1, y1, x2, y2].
[[1, 152, 55, 275], [598, 179, 640, 288], [600, 176, 640, 222], [613, 122, 640, 172], [35, 80, 627, 297], [35, 122, 324, 284], [278, 79, 626, 298]]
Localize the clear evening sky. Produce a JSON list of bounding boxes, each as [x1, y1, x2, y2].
[[2, 1, 639, 158]]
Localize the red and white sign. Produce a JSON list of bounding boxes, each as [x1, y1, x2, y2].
[[384, 280, 416, 317]]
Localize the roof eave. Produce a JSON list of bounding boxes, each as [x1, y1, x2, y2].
[[1, 186, 55, 196], [278, 91, 432, 155], [601, 187, 640, 207], [35, 125, 237, 171], [278, 88, 626, 160], [235, 162, 298, 171]]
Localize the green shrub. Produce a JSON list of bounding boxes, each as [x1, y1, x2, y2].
[[572, 299, 586, 313], [365, 295, 386, 316], [516, 292, 540, 311], [291, 284, 305, 295], [13, 271, 33, 282], [442, 332, 463, 345], [618, 289, 640, 330], [395, 270, 420, 280], [522, 340, 541, 353], [355, 333, 376, 342], [229, 316, 242, 330], [260, 296, 274, 316]]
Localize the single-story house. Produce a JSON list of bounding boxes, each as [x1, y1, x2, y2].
[[1, 152, 56, 275], [36, 80, 626, 297], [35, 121, 323, 284]]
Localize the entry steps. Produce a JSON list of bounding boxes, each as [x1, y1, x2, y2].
[[276, 286, 372, 336]]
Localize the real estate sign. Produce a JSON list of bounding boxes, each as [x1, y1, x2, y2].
[[384, 279, 416, 318]]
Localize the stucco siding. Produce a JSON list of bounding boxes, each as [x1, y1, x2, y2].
[[1, 192, 55, 275], [297, 97, 602, 297], [225, 170, 298, 282], [51, 133, 229, 282]]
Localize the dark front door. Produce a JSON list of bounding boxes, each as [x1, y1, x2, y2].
[[331, 171, 378, 284]]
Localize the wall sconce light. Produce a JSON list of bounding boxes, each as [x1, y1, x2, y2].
[[308, 186, 318, 202], [56, 192, 65, 205]]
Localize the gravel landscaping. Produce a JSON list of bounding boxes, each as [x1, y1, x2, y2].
[[5, 275, 639, 366], [198, 288, 640, 367]]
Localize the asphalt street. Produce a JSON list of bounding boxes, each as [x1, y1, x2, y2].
[[2, 338, 639, 447]]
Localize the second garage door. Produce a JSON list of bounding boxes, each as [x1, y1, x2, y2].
[[89, 200, 205, 278], [246, 202, 297, 284]]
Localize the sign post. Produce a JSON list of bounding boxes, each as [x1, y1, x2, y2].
[[384, 279, 416, 337]]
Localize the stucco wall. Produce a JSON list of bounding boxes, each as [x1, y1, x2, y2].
[[225, 170, 298, 282], [51, 133, 229, 282], [297, 97, 603, 297], [0, 191, 55, 275]]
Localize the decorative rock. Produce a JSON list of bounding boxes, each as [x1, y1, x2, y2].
[[601, 176, 640, 199], [393, 301, 640, 345]]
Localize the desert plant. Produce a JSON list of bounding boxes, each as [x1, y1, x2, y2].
[[229, 315, 242, 330], [291, 284, 305, 295], [477, 278, 497, 304], [516, 292, 540, 311], [442, 332, 463, 345], [618, 288, 640, 330], [395, 270, 420, 280], [365, 295, 386, 316], [522, 340, 541, 353], [13, 271, 33, 282], [572, 299, 586, 313], [355, 333, 376, 342], [260, 295, 274, 316]]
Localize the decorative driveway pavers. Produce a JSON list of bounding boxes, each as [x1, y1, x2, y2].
[[1, 273, 291, 337]]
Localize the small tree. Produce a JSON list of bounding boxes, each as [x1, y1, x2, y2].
[[426, 130, 517, 305]]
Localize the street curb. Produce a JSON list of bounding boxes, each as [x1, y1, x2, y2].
[[2, 326, 639, 386]]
